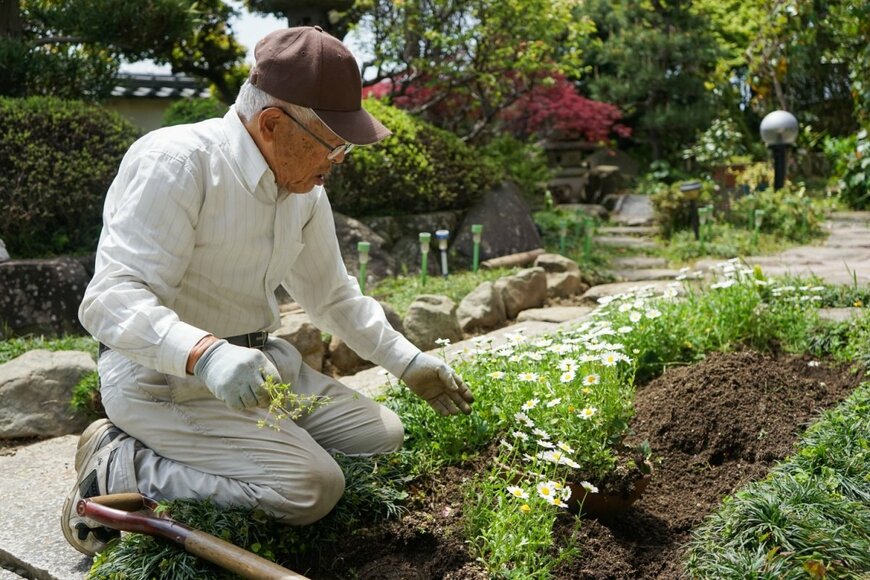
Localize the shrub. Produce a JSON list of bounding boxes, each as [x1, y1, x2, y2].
[[650, 180, 716, 238], [479, 134, 553, 201], [163, 97, 229, 127], [326, 98, 502, 216], [0, 97, 139, 257], [824, 128, 870, 209]]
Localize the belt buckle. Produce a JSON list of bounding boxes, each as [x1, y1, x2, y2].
[[248, 331, 268, 349]]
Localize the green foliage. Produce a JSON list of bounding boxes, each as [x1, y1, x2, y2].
[[353, 0, 594, 140], [480, 135, 554, 200], [163, 97, 230, 126], [824, 128, 870, 210], [577, 0, 721, 162], [682, 117, 752, 171], [4, 0, 246, 103], [650, 180, 716, 239], [0, 97, 139, 257], [70, 371, 104, 423], [326, 98, 502, 216], [0, 335, 97, 364], [686, 383, 870, 579], [656, 225, 791, 264]]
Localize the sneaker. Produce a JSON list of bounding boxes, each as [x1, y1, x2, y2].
[[61, 419, 126, 556]]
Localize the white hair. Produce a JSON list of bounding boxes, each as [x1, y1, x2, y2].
[[234, 80, 316, 124]]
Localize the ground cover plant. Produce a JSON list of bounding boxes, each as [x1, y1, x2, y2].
[[84, 259, 868, 579]]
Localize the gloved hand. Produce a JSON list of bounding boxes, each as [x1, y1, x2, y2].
[[401, 353, 474, 416], [193, 340, 280, 411]]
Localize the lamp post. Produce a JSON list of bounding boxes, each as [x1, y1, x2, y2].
[[357, 241, 370, 295], [471, 224, 483, 272], [418, 232, 430, 287], [680, 181, 703, 240], [760, 110, 799, 190], [435, 229, 450, 278]]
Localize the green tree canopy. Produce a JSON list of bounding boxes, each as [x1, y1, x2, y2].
[[0, 0, 247, 102]]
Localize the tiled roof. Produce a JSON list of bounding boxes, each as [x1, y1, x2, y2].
[[111, 72, 210, 99]]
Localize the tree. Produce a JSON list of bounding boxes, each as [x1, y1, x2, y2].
[[244, 0, 357, 38], [347, 0, 595, 142], [576, 0, 722, 162], [0, 0, 247, 103]]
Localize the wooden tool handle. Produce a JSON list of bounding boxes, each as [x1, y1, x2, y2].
[[184, 529, 310, 580]]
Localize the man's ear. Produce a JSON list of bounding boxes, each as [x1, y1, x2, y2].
[[258, 109, 281, 144]]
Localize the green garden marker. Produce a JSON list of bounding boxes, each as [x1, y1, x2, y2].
[[583, 217, 594, 260], [357, 241, 370, 295], [418, 232, 430, 287], [471, 224, 483, 272], [575, 208, 584, 237], [705, 205, 714, 245], [544, 190, 554, 211], [752, 209, 765, 248], [558, 220, 568, 255]]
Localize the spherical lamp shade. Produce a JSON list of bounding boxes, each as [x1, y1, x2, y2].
[[760, 111, 799, 146]]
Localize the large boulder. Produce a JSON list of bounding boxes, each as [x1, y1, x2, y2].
[[0, 257, 91, 339], [273, 312, 325, 372], [452, 182, 542, 262], [402, 295, 463, 351], [494, 267, 548, 319], [0, 350, 94, 438], [534, 253, 585, 298], [457, 281, 506, 333]]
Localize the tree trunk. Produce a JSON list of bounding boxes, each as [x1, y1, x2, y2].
[[0, 0, 21, 38]]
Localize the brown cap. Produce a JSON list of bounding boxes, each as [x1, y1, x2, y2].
[[249, 26, 390, 146]]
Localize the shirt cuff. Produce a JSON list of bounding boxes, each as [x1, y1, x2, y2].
[[159, 322, 212, 377], [376, 333, 422, 379]]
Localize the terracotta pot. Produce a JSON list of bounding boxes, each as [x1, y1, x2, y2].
[[567, 465, 653, 518]]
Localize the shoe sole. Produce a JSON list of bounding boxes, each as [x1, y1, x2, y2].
[[62, 419, 117, 556]]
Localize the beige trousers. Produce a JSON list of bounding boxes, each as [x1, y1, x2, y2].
[[98, 337, 404, 525]]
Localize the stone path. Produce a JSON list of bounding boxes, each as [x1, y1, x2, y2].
[[3, 204, 869, 579]]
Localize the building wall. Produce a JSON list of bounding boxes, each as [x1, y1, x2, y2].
[[104, 98, 171, 132]]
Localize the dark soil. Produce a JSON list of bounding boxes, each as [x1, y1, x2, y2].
[[301, 350, 864, 579]]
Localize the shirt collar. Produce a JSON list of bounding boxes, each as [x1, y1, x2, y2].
[[223, 106, 271, 193]]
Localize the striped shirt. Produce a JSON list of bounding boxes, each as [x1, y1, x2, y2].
[[79, 107, 419, 379]]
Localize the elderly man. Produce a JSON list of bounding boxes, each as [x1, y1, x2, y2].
[[63, 26, 473, 556]]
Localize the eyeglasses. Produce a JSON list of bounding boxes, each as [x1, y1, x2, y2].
[[262, 106, 354, 162]]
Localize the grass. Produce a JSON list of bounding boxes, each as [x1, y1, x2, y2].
[[685, 382, 870, 579], [0, 334, 96, 364]]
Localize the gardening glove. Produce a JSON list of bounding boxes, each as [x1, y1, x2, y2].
[[193, 339, 280, 411], [401, 352, 474, 416]]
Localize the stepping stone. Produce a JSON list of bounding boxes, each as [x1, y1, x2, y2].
[[517, 306, 594, 323], [594, 236, 657, 249], [596, 226, 657, 237], [610, 194, 654, 226], [0, 436, 92, 580], [612, 269, 681, 282], [818, 308, 864, 323], [828, 211, 870, 223], [611, 257, 668, 269]]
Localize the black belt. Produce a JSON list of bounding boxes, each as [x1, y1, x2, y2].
[[97, 331, 269, 357]]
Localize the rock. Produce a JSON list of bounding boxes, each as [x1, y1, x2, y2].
[[534, 253, 580, 274], [0, 238, 9, 262], [0, 350, 94, 438], [403, 295, 463, 351], [546, 271, 584, 298], [494, 267, 548, 319], [328, 302, 405, 375], [0, 257, 91, 340], [517, 306, 594, 323], [452, 181, 543, 262], [457, 281, 507, 333], [333, 213, 398, 285], [273, 312, 325, 372]]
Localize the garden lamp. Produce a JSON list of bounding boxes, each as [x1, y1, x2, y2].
[[356, 241, 370, 295], [471, 224, 483, 272], [418, 232, 431, 287], [760, 110, 798, 190], [558, 220, 568, 255], [679, 181, 703, 240], [435, 229, 450, 278]]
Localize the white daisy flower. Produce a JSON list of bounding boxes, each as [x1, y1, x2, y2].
[[536, 481, 557, 499], [507, 485, 528, 499], [629, 311, 643, 323], [488, 371, 506, 379], [546, 398, 562, 408], [645, 308, 662, 319], [434, 338, 452, 346], [580, 481, 599, 493], [556, 441, 575, 453], [583, 373, 600, 386], [518, 372, 539, 382], [512, 430, 529, 441], [579, 407, 598, 420], [522, 398, 540, 410], [532, 427, 551, 439], [560, 371, 576, 383]]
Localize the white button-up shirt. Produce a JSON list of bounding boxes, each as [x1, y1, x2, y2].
[[80, 107, 419, 379]]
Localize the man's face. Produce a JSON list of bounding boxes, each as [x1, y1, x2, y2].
[[258, 107, 350, 194]]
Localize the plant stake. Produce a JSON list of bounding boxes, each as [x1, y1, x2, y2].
[[435, 229, 450, 278], [418, 232, 430, 287], [471, 224, 483, 272]]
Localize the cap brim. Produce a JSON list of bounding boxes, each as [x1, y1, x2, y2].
[[314, 107, 391, 146]]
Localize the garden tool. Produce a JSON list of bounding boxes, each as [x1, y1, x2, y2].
[[77, 493, 309, 580]]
